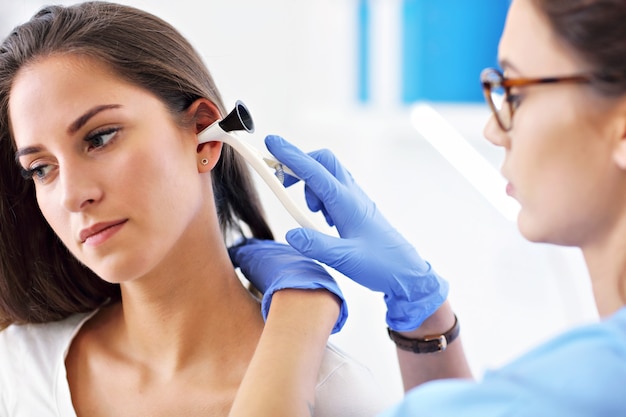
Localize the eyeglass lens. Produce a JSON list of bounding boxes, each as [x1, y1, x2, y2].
[[482, 69, 512, 131], [490, 85, 511, 130]]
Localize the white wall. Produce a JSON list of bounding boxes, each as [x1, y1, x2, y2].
[[1, 0, 599, 406]]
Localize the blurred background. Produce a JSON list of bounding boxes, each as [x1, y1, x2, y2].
[[1, 0, 598, 406]]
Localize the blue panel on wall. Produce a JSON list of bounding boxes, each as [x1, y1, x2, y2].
[[357, 0, 370, 103], [401, 0, 508, 103]]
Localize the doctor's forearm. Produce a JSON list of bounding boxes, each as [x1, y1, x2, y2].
[[395, 301, 473, 391]]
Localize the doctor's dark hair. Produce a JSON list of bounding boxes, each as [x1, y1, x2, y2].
[[533, 0, 626, 96], [0, 2, 273, 328]]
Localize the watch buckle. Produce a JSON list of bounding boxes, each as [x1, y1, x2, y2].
[[425, 334, 447, 351]]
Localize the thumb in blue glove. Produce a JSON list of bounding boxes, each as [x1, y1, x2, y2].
[[228, 238, 348, 334], [265, 135, 449, 332]]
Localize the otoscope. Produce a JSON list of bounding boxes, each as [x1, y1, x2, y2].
[[197, 101, 320, 231]]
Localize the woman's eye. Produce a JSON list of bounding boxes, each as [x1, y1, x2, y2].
[[21, 164, 53, 182], [85, 127, 118, 150], [506, 93, 523, 110]]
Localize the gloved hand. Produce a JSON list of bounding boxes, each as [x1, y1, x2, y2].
[[228, 238, 347, 334], [265, 134, 449, 332]]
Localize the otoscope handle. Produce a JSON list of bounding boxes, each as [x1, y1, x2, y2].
[[223, 133, 319, 231], [197, 121, 319, 231]]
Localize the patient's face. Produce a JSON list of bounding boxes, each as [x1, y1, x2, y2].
[[10, 54, 208, 283]]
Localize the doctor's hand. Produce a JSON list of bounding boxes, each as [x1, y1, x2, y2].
[[265, 135, 449, 332], [228, 238, 347, 334]]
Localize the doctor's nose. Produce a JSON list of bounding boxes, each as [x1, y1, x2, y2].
[[483, 114, 510, 149]]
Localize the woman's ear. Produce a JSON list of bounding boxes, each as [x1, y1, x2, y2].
[[612, 102, 626, 171], [187, 98, 223, 172], [187, 98, 221, 134], [197, 140, 222, 172]]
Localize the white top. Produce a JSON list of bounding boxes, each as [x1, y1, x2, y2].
[[0, 311, 391, 416]]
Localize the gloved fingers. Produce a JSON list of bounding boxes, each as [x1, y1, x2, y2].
[[231, 237, 349, 334], [303, 184, 336, 227], [228, 237, 262, 269], [305, 149, 369, 229], [279, 171, 300, 188], [227, 238, 276, 293], [229, 237, 325, 272], [266, 135, 381, 236], [321, 209, 335, 228], [303, 183, 323, 212], [266, 135, 359, 200], [265, 135, 346, 201], [286, 228, 369, 279], [306, 148, 355, 186]]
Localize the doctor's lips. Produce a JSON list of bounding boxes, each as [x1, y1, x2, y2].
[[505, 182, 515, 197], [79, 219, 127, 244]]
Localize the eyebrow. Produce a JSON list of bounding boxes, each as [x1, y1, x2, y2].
[[67, 104, 121, 134], [14, 104, 122, 160], [15, 145, 42, 160]]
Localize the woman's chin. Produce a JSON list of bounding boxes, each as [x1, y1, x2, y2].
[[517, 213, 550, 244]]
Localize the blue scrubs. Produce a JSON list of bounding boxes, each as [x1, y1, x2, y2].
[[380, 307, 626, 416]]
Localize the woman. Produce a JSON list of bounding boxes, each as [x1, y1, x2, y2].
[[229, 0, 626, 415], [0, 2, 389, 416]]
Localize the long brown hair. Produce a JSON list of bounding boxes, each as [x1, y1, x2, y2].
[[533, 0, 626, 95], [0, 2, 273, 328]]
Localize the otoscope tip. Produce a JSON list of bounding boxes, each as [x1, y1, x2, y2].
[[219, 100, 255, 133]]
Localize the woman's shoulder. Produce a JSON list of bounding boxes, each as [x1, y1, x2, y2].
[[0, 312, 94, 350], [0, 311, 97, 413], [314, 343, 394, 417], [0, 311, 96, 377]]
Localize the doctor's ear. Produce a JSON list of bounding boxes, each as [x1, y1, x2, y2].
[[612, 100, 626, 170], [186, 98, 223, 172]]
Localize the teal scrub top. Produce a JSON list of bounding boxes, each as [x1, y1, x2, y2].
[[379, 307, 626, 417]]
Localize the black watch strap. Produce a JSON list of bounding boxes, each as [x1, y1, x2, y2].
[[387, 314, 460, 354]]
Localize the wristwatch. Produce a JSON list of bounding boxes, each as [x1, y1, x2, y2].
[[387, 314, 460, 354]]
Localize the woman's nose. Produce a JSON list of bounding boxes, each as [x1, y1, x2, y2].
[[59, 160, 103, 212], [483, 114, 510, 148]]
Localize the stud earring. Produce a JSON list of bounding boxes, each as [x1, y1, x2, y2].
[[201, 158, 209, 166]]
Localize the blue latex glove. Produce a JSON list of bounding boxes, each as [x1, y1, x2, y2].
[[228, 238, 347, 334], [265, 134, 449, 332]]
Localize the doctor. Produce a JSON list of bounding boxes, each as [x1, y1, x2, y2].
[[228, 0, 626, 415]]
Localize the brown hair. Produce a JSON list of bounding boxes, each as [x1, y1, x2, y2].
[[533, 0, 626, 95], [0, 2, 273, 328]]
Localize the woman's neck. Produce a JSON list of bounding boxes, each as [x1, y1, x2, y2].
[[95, 238, 264, 378], [582, 220, 626, 318]]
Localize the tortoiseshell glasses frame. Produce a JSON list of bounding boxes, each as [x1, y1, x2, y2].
[[480, 67, 592, 131]]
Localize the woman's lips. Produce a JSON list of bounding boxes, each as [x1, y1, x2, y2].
[[506, 182, 515, 197], [80, 220, 127, 246]]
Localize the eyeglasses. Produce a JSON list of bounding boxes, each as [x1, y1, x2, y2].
[[480, 67, 592, 131]]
